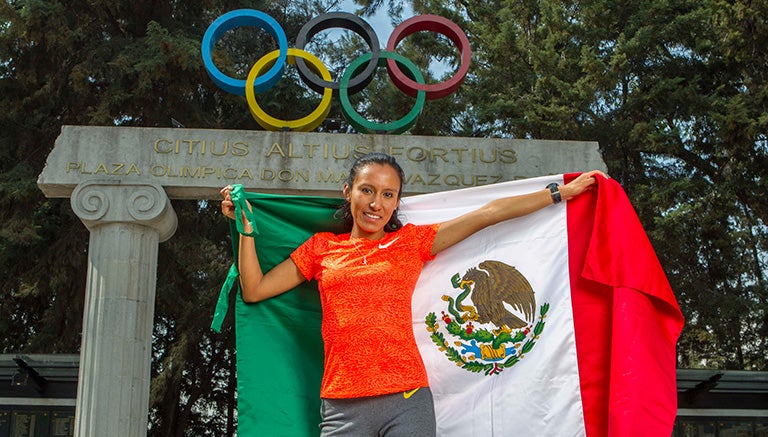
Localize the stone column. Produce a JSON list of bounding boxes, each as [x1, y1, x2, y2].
[[70, 182, 177, 436]]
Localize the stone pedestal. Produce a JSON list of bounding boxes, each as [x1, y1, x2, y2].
[[70, 182, 177, 436]]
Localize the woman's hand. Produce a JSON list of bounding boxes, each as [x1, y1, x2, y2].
[[559, 170, 609, 201], [219, 185, 305, 302], [220, 185, 256, 234], [220, 185, 236, 220]]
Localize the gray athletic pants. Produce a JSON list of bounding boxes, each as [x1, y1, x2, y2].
[[319, 387, 437, 436]]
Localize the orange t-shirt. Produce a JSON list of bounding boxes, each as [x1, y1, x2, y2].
[[290, 223, 439, 399]]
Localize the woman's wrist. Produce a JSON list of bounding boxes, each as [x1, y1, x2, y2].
[[559, 184, 572, 201], [546, 183, 563, 204], [239, 221, 255, 236]]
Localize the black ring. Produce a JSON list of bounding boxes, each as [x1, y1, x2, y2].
[[294, 12, 380, 96], [546, 183, 562, 203]]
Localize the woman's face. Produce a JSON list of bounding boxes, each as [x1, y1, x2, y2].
[[344, 163, 401, 239]]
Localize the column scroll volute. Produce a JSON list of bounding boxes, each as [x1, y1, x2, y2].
[[70, 181, 177, 242]]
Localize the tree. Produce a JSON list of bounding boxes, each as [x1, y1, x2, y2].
[[386, 0, 768, 370], [2, 0, 766, 434], [0, 0, 348, 433]]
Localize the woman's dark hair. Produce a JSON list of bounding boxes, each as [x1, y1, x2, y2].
[[336, 152, 405, 233]]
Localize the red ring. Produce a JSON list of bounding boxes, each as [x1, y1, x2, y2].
[[386, 15, 471, 100]]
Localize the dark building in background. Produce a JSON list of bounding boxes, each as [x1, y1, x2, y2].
[[1, 355, 77, 437], [1, 354, 766, 436]]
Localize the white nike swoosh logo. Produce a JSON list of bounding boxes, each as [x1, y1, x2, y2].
[[379, 237, 399, 249]]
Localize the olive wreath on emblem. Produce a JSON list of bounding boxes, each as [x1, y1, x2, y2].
[[424, 263, 550, 376]]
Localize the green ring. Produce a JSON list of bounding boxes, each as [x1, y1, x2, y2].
[[339, 51, 426, 134]]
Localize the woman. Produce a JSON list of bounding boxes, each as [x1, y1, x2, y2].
[[221, 152, 606, 436]]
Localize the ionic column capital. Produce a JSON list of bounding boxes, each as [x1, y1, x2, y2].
[[70, 182, 177, 241]]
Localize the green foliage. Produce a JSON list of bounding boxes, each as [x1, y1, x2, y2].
[[1, 0, 765, 434], [149, 199, 237, 435], [423, 0, 767, 370], [349, 0, 767, 369], [0, 0, 341, 434]]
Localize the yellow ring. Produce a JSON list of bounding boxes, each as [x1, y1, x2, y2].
[[246, 48, 333, 132]]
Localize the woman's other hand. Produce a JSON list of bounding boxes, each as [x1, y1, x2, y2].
[[220, 185, 235, 220], [559, 170, 609, 201]]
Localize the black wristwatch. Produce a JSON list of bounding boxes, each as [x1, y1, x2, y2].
[[546, 183, 562, 204]]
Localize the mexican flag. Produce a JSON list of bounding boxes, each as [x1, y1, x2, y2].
[[212, 174, 684, 436]]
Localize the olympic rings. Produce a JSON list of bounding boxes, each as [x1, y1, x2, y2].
[[202, 9, 289, 96], [201, 9, 471, 133], [339, 51, 425, 134], [246, 49, 333, 132]]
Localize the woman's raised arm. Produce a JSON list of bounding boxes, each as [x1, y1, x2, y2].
[[220, 186, 306, 302], [431, 170, 607, 255]]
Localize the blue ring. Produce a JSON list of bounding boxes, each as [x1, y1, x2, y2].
[[201, 9, 288, 96]]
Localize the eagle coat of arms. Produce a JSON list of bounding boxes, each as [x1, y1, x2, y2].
[[425, 260, 550, 375]]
